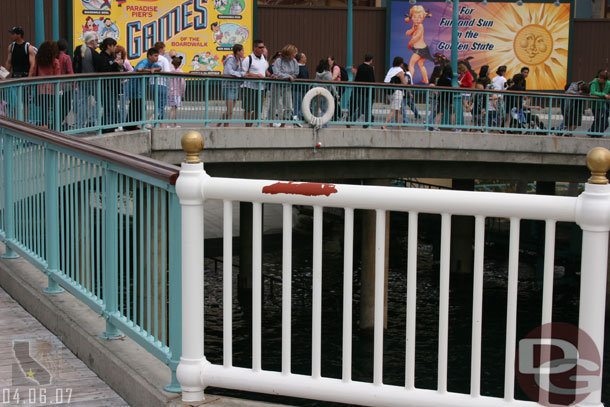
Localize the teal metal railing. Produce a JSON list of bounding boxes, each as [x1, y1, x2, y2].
[[0, 118, 183, 392], [0, 73, 602, 137]]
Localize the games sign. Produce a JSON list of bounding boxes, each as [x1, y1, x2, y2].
[[388, 1, 571, 90], [73, 0, 254, 73]]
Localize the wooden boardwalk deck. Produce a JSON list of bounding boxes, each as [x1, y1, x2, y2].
[[0, 287, 128, 406]]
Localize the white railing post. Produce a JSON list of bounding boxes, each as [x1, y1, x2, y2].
[[575, 147, 610, 406], [175, 131, 207, 402]]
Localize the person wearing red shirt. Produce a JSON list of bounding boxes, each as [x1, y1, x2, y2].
[[458, 63, 473, 88], [457, 62, 473, 130], [29, 41, 60, 129]]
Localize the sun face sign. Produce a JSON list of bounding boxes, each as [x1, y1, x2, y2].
[[514, 24, 553, 65], [478, 3, 569, 89]]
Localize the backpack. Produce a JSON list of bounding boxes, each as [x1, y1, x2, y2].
[[11, 41, 36, 56], [10, 41, 35, 71], [338, 65, 349, 81], [405, 71, 413, 85]]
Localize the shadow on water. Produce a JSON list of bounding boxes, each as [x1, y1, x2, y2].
[[203, 207, 608, 406]]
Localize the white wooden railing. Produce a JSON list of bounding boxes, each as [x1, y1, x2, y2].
[[175, 131, 609, 407]]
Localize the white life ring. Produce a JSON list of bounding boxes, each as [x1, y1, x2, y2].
[[301, 87, 335, 128]]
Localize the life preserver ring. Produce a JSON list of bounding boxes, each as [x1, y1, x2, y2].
[[301, 87, 335, 128]]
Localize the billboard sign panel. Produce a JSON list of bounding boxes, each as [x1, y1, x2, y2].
[[73, 0, 254, 73], [388, 1, 571, 90]]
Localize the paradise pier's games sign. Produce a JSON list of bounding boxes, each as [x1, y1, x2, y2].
[[388, 1, 571, 89], [73, 0, 253, 73]]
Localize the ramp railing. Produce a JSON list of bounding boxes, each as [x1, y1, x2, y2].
[[0, 117, 183, 392], [0, 73, 601, 137]]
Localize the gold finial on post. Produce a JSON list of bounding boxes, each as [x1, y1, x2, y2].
[[586, 147, 610, 184], [181, 131, 204, 164]]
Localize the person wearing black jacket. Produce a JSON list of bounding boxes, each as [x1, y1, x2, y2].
[[435, 64, 454, 130], [348, 54, 375, 127], [96, 38, 124, 133]]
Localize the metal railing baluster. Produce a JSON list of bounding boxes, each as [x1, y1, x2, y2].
[[504, 217, 521, 401], [438, 213, 451, 393], [405, 211, 417, 390], [538, 219, 556, 405], [342, 207, 354, 383], [43, 147, 63, 293], [311, 205, 323, 379], [1, 134, 18, 258], [164, 190, 182, 393], [223, 199, 233, 368], [373, 209, 385, 386], [252, 201, 262, 372], [470, 215, 485, 396], [281, 202, 291, 375]]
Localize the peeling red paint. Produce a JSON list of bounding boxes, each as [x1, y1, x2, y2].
[[262, 182, 338, 197]]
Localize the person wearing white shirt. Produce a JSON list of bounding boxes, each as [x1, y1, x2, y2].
[[241, 39, 268, 126], [491, 65, 507, 128], [153, 41, 172, 125]]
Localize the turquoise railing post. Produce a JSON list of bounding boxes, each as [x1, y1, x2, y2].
[[43, 147, 64, 294], [17, 85, 24, 122], [425, 89, 430, 130], [101, 169, 124, 339], [154, 76, 159, 128], [367, 86, 373, 127], [96, 78, 103, 135], [547, 96, 553, 135], [257, 80, 262, 127], [1, 133, 18, 259], [484, 93, 490, 133], [455, 92, 464, 127], [164, 190, 182, 393], [52, 0, 59, 40], [204, 79, 209, 127], [34, 0, 45, 47], [141, 76, 147, 129], [54, 83, 61, 132]]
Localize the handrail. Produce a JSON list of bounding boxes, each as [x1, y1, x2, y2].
[[0, 71, 598, 100], [0, 72, 602, 137], [0, 114, 184, 392], [0, 116, 180, 184]]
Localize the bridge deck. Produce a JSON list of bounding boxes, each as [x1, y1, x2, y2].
[[0, 286, 128, 406]]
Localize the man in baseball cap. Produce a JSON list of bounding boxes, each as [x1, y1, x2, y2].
[[6, 25, 35, 78], [8, 26, 24, 36]]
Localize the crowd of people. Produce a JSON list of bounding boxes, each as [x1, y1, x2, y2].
[[380, 56, 596, 136], [2, 26, 186, 132], [1, 25, 607, 137]]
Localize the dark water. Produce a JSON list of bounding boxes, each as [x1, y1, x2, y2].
[[202, 209, 609, 406]]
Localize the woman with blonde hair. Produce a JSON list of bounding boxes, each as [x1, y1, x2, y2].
[[270, 44, 299, 127], [73, 31, 99, 128], [405, 5, 433, 84]]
